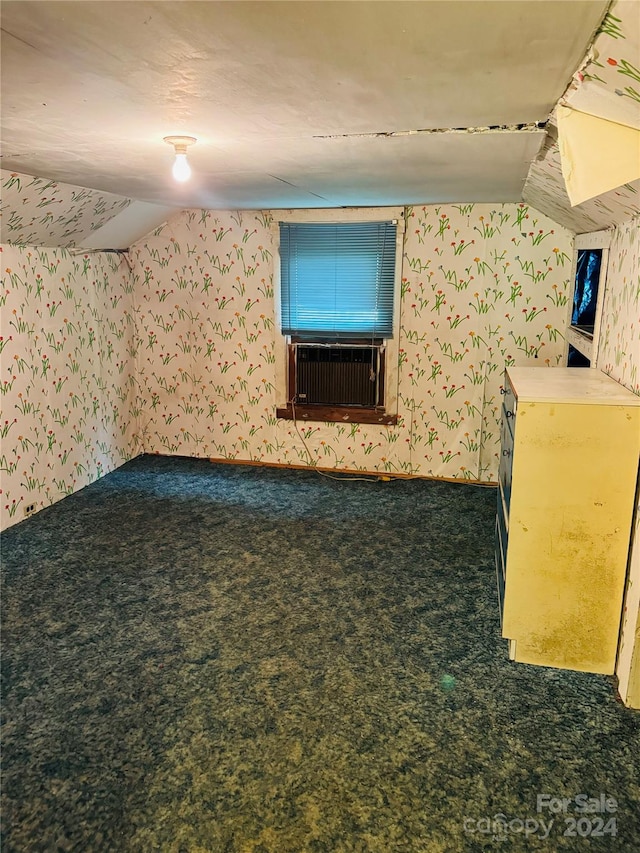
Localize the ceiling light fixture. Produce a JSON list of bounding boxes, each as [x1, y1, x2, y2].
[[163, 135, 197, 183]]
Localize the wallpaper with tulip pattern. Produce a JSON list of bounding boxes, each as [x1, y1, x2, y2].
[[1, 170, 132, 248], [0, 246, 140, 529], [571, 3, 640, 119], [131, 204, 573, 482], [598, 215, 640, 394], [599, 215, 640, 698]]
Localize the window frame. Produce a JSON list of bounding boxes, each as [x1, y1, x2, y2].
[[273, 208, 404, 424], [564, 229, 611, 366]]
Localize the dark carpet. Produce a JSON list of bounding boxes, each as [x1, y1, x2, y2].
[[1, 454, 639, 852]]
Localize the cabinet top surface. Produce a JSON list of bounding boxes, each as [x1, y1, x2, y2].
[[506, 367, 640, 406]]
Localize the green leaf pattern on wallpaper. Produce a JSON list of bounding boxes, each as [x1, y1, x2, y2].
[[0, 245, 140, 528], [133, 204, 572, 481], [584, 8, 639, 103], [598, 215, 640, 394], [1, 169, 132, 248], [599, 213, 640, 695]]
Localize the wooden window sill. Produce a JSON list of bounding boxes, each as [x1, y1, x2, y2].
[[276, 404, 398, 425]]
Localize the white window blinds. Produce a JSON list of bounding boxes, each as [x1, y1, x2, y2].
[[279, 221, 396, 340]]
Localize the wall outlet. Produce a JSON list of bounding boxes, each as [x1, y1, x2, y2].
[[24, 503, 37, 518]]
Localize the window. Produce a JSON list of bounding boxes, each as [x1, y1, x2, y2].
[[279, 221, 396, 340], [275, 215, 401, 424], [571, 248, 602, 335], [565, 231, 610, 367]]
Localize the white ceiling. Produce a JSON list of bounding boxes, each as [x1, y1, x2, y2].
[[1, 0, 609, 209]]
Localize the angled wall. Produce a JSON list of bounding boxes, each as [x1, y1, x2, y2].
[[0, 245, 140, 529]]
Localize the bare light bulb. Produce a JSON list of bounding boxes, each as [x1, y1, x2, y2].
[[172, 152, 191, 183], [163, 135, 197, 183]]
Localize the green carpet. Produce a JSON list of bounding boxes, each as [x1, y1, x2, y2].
[[2, 455, 639, 852]]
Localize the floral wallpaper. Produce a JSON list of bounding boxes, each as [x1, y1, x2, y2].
[[1, 169, 132, 248], [599, 214, 640, 393], [567, 2, 640, 126], [599, 215, 640, 704], [0, 244, 140, 530], [131, 204, 572, 482]]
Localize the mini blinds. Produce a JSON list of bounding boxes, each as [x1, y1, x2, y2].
[[279, 221, 397, 340]]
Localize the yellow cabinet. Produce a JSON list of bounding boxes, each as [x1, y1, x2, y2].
[[497, 367, 640, 674]]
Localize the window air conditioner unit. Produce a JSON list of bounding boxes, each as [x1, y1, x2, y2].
[[294, 343, 382, 407]]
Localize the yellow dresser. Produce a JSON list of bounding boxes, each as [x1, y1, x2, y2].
[[496, 367, 640, 674]]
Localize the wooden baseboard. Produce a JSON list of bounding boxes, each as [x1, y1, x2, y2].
[[205, 455, 497, 486]]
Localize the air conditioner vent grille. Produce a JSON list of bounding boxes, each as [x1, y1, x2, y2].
[[296, 345, 380, 407]]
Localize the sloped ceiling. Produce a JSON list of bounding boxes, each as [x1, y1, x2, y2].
[[0, 171, 133, 246], [564, 3, 640, 130], [523, 1, 640, 232], [523, 137, 640, 233]]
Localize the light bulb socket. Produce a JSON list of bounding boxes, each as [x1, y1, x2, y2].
[[163, 135, 197, 153]]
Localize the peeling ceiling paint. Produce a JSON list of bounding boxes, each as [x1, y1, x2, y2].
[[313, 123, 548, 140]]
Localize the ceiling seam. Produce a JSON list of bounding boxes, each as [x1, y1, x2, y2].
[[312, 123, 548, 140]]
